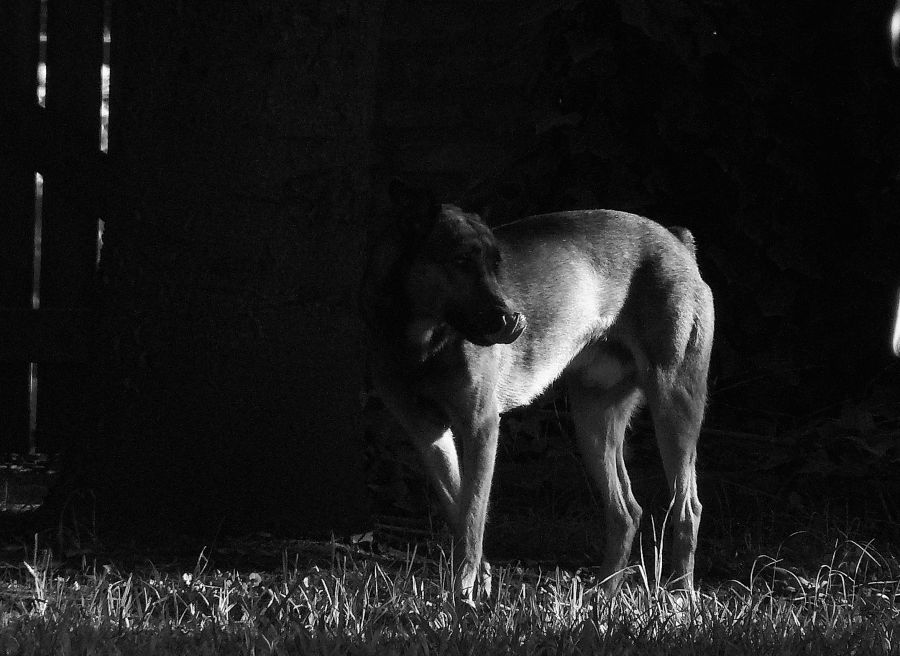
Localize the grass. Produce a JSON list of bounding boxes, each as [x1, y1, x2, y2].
[[2, 530, 899, 655]]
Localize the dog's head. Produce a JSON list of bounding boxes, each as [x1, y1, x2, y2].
[[389, 180, 526, 347]]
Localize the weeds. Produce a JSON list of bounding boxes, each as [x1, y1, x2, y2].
[[1, 533, 899, 655]]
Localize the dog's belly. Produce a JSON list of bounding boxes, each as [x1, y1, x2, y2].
[[497, 343, 637, 412], [496, 338, 634, 411], [569, 344, 637, 389]]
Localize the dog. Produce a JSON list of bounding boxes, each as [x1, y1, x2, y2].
[[361, 180, 714, 597]]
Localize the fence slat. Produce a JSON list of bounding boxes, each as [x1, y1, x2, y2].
[[0, 0, 41, 454], [41, 0, 103, 309], [36, 0, 104, 456]]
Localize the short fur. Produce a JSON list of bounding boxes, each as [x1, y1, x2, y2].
[[362, 181, 715, 596]]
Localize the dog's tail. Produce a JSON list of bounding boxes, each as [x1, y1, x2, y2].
[[667, 226, 696, 258]]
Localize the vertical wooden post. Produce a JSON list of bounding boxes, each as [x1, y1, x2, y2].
[[37, 0, 104, 454], [41, 0, 103, 309], [0, 0, 40, 453]]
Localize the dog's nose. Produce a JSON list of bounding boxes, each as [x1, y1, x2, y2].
[[485, 311, 526, 345]]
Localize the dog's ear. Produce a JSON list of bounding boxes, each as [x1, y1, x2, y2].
[[389, 179, 438, 238]]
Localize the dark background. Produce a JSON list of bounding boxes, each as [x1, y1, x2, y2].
[[2, 1, 899, 569]]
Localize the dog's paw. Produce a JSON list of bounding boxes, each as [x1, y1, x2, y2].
[[458, 560, 478, 599], [459, 559, 493, 599], [479, 560, 492, 598]]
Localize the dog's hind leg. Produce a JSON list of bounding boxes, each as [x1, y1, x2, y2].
[[646, 364, 707, 594], [568, 379, 643, 592]]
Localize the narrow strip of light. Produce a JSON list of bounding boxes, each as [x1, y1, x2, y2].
[[36, 0, 47, 106], [892, 0, 900, 68], [97, 0, 112, 267], [29, 0, 48, 454], [29, 173, 44, 454], [892, 286, 900, 357]]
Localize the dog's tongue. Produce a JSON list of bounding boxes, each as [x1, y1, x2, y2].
[[487, 312, 527, 344]]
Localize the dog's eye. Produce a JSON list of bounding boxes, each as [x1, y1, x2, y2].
[[452, 255, 471, 267]]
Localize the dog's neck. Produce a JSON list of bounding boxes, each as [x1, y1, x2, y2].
[[362, 230, 455, 363]]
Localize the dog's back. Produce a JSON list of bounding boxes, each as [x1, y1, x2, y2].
[[490, 210, 712, 413]]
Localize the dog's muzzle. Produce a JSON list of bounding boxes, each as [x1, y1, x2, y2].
[[479, 311, 527, 345]]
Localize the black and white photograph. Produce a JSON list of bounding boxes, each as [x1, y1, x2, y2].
[[2, 1, 900, 653]]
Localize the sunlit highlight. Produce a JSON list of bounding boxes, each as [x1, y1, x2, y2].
[[36, 63, 46, 106], [100, 64, 110, 152], [32, 173, 43, 310], [29, 172, 44, 454], [892, 2, 900, 67], [36, 0, 47, 106], [100, 17, 111, 153], [97, 0, 111, 268], [892, 286, 900, 357]]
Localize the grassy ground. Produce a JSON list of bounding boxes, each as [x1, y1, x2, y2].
[[3, 457, 899, 653], [2, 526, 899, 655], [3, 378, 898, 653]]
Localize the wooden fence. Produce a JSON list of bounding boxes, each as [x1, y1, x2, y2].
[[0, 0, 375, 532], [2, 0, 107, 467]]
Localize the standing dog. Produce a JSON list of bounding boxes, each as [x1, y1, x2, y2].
[[362, 180, 714, 596]]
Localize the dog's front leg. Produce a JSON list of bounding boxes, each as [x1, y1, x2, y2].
[[375, 383, 464, 533], [414, 428, 462, 532], [455, 410, 500, 598]]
